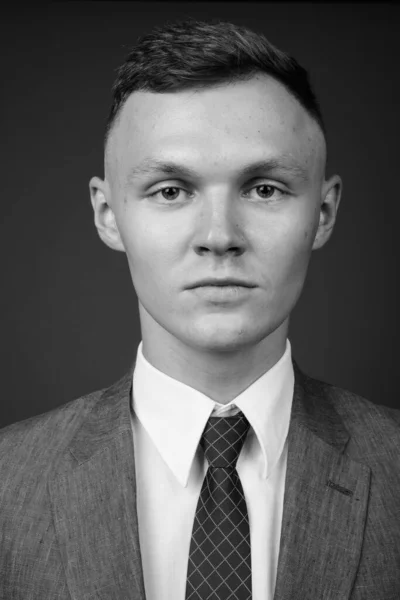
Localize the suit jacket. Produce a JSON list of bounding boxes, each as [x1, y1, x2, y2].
[[0, 360, 399, 600]]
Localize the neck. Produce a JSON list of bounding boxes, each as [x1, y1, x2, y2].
[[139, 311, 289, 405]]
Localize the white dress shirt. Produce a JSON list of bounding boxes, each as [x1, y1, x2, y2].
[[131, 339, 294, 600]]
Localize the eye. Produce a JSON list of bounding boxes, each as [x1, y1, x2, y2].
[[150, 186, 188, 201], [246, 184, 286, 201]]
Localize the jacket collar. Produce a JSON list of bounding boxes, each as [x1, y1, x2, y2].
[[68, 359, 350, 464], [68, 368, 134, 465]]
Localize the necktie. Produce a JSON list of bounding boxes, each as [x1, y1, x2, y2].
[[185, 412, 252, 600]]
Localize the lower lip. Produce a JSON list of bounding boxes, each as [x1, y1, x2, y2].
[[190, 285, 254, 301]]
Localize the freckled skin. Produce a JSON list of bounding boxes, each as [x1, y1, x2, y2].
[[90, 74, 342, 403]]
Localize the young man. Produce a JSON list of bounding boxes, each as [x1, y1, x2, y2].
[[0, 18, 399, 600]]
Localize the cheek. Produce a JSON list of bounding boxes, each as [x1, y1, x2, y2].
[[262, 213, 315, 290], [118, 216, 179, 288]]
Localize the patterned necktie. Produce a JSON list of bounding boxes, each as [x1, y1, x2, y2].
[[185, 412, 252, 600]]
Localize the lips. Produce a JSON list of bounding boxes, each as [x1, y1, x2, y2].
[[188, 284, 255, 303], [188, 279, 256, 289]]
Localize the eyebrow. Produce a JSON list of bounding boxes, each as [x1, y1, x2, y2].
[[126, 157, 309, 185]]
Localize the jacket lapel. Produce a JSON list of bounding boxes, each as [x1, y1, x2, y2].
[[273, 361, 371, 600], [48, 369, 146, 600]]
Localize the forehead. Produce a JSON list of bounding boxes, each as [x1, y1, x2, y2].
[[107, 74, 325, 181]]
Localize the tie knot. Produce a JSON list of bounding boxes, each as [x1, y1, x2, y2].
[[200, 412, 250, 469]]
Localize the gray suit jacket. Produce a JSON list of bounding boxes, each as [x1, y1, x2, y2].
[[1, 360, 399, 600]]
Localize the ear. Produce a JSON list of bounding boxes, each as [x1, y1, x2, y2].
[[89, 176, 125, 252], [312, 174, 343, 250]]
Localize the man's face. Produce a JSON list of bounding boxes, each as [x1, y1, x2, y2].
[[93, 74, 339, 354]]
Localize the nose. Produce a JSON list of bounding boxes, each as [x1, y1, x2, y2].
[[193, 195, 246, 257]]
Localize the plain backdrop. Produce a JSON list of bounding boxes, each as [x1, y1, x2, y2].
[[1, 1, 399, 427]]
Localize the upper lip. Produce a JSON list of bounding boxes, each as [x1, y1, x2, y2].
[[187, 278, 257, 289]]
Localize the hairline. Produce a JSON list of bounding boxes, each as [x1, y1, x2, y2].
[[105, 71, 327, 152], [104, 77, 327, 179]]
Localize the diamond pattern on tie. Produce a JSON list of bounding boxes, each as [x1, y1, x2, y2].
[[186, 412, 252, 600]]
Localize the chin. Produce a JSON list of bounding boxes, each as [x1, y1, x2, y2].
[[184, 318, 266, 354]]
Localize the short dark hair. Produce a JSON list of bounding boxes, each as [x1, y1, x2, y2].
[[105, 17, 326, 145]]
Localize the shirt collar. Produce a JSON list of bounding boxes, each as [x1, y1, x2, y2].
[[132, 339, 294, 487]]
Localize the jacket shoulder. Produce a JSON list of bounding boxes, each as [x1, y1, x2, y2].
[[299, 368, 400, 457], [0, 387, 105, 480]]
